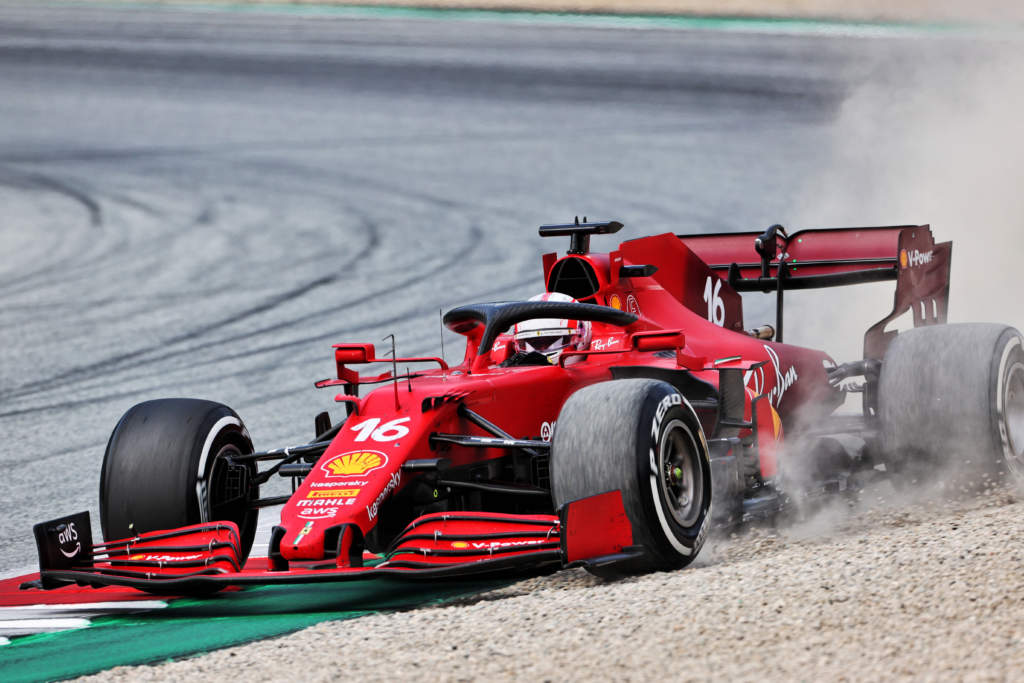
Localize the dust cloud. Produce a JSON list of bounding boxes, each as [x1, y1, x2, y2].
[[783, 35, 1024, 362], [753, 33, 1024, 541]]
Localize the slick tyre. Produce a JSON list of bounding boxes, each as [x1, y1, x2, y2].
[[99, 398, 260, 561], [878, 324, 1024, 487], [551, 379, 712, 577]]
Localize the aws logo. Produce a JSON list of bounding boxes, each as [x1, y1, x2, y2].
[[55, 522, 80, 559], [321, 450, 387, 477]]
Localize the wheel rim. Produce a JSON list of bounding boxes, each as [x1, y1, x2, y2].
[[208, 444, 254, 524], [658, 419, 704, 528], [1004, 362, 1024, 461]]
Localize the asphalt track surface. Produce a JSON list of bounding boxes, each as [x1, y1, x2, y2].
[[0, 0, 993, 587]]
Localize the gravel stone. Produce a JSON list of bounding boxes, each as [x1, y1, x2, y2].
[[80, 484, 1024, 682]]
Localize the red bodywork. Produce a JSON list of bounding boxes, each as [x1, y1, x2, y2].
[[30, 224, 950, 592]]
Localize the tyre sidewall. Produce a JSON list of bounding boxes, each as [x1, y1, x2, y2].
[[100, 399, 255, 547], [991, 328, 1024, 480], [630, 384, 712, 567]]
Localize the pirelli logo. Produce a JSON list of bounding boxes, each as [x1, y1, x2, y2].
[[306, 488, 360, 500]]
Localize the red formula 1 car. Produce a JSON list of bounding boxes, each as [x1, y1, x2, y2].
[[28, 221, 1024, 593]]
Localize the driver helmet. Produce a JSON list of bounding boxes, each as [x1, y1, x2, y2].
[[512, 292, 592, 362]]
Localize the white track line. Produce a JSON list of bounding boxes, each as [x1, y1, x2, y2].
[[0, 601, 167, 620], [0, 600, 168, 637], [0, 618, 91, 636], [0, 507, 282, 640]]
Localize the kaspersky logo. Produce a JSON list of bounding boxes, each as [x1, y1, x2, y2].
[[321, 450, 387, 477]]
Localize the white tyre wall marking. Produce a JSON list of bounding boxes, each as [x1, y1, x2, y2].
[[195, 416, 242, 524], [648, 394, 698, 557], [996, 335, 1024, 476], [648, 439, 693, 556]]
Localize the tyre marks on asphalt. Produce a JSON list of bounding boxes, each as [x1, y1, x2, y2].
[[0, 184, 380, 401], [0, 175, 496, 417]]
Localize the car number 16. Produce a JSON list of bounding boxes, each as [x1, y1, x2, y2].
[[703, 276, 726, 327], [349, 417, 411, 442]]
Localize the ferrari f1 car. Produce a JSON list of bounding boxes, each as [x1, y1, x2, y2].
[[28, 221, 1024, 593]]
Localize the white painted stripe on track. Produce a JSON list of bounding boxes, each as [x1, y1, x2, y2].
[[0, 601, 167, 619], [0, 507, 280, 639], [0, 618, 91, 636], [0, 600, 169, 638]]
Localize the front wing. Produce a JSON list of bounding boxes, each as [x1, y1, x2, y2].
[[25, 492, 636, 594]]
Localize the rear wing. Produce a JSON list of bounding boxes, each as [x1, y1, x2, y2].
[[680, 225, 952, 359]]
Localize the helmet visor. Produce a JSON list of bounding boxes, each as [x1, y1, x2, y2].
[[518, 334, 573, 355]]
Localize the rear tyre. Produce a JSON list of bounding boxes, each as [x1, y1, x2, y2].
[[878, 323, 1024, 487], [99, 398, 260, 561], [551, 379, 712, 577]]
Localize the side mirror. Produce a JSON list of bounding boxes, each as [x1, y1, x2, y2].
[[334, 344, 375, 364], [631, 330, 685, 351]]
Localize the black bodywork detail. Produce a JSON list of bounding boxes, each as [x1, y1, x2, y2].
[[436, 479, 550, 497], [268, 525, 288, 570], [538, 218, 623, 255], [32, 511, 94, 587], [619, 264, 658, 279], [444, 301, 636, 360], [716, 367, 750, 437], [500, 351, 552, 367], [430, 433, 550, 451], [322, 523, 364, 567], [546, 256, 601, 300], [609, 366, 720, 436]]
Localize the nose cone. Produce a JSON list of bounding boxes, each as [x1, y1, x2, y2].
[[283, 520, 323, 560]]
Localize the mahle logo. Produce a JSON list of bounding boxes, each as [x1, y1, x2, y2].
[[321, 450, 387, 477]]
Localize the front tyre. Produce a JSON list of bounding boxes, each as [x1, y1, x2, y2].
[[99, 398, 260, 561], [551, 379, 712, 576]]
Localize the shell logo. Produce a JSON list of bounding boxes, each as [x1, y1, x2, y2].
[[899, 249, 908, 269], [322, 450, 388, 477], [608, 294, 623, 310], [451, 541, 470, 549]]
